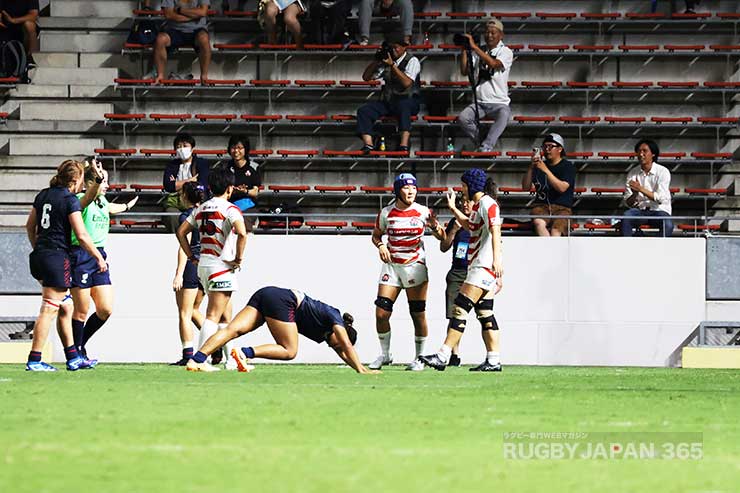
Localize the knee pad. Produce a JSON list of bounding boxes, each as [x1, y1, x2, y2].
[[448, 317, 467, 333], [474, 298, 494, 318], [375, 296, 394, 312], [478, 314, 499, 331], [453, 293, 475, 313], [408, 300, 426, 313]]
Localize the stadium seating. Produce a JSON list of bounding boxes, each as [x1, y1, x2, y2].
[[0, 0, 736, 234]]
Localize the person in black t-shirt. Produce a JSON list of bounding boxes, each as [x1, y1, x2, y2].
[[219, 134, 261, 212], [0, 0, 39, 67], [186, 286, 379, 374], [521, 133, 576, 236]]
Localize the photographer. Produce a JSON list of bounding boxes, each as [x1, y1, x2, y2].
[[521, 134, 576, 237], [356, 31, 421, 155], [457, 20, 513, 153]]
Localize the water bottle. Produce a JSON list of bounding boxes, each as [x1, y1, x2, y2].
[[423, 32, 430, 46], [379, 136, 386, 151], [446, 137, 454, 153]]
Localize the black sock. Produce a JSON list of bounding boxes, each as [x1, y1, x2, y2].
[[81, 313, 107, 346], [64, 345, 79, 361], [72, 319, 85, 349], [28, 351, 42, 363], [182, 347, 194, 360]]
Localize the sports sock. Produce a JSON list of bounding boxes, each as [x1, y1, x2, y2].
[[28, 351, 42, 363], [182, 347, 194, 360], [81, 313, 107, 346], [378, 331, 391, 358], [241, 347, 255, 359], [192, 351, 207, 364], [72, 319, 85, 348], [438, 344, 452, 363], [487, 351, 500, 365], [64, 345, 79, 361], [414, 336, 426, 358], [218, 324, 234, 360], [199, 319, 218, 349]]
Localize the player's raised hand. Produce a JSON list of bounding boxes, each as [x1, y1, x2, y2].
[[426, 209, 440, 230], [445, 190, 456, 210]]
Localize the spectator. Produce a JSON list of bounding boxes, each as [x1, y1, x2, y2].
[[357, 31, 421, 154], [219, 135, 261, 212], [153, 0, 211, 84], [651, 0, 700, 14], [0, 0, 39, 69], [522, 133, 576, 237], [621, 139, 673, 237], [162, 133, 210, 232], [260, 0, 305, 49], [356, 0, 413, 46], [457, 20, 513, 153]]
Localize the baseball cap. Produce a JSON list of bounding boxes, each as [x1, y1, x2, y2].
[[542, 133, 565, 150], [489, 19, 504, 33], [385, 31, 408, 46]]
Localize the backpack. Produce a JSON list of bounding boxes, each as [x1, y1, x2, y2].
[[0, 40, 28, 82], [127, 19, 160, 45]]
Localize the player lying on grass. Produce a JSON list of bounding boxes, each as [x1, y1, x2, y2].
[[186, 286, 379, 374]]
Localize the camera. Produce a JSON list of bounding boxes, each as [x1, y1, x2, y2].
[[453, 33, 471, 48], [375, 41, 392, 61]]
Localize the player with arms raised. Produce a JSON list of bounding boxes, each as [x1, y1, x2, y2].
[[420, 168, 504, 372]]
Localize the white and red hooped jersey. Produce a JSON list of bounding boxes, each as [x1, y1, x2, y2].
[[375, 202, 431, 265], [467, 195, 502, 272], [186, 197, 243, 267]]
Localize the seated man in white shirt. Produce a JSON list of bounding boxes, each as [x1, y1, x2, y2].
[[457, 20, 513, 153], [356, 31, 421, 154], [621, 139, 674, 237]]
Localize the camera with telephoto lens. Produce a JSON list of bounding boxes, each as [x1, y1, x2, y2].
[[375, 41, 392, 61], [453, 33, 471, 48]]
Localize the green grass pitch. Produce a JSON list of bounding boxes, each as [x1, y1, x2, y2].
[[1, 364, 739, 493]]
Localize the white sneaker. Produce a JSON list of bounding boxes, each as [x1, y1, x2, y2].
[[368, 354, 392, 370], [405, 358, 425, 371], [186, 359, 221, 372], [224, 357, 238, 371]]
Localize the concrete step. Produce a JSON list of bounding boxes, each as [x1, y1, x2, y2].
[[0, 156, 73, 169], [31, 67, 118, 86], [19, 102, 113, 121], [51, 0, 138, 18], [9, 84, 69, 98], [40, 32, 128, 53], [40, 17, 131, 30], [0, 169, 53, 190], [8, 137, 102, 156], [4, 120, 104, 133], [31, 53, 79, 69], [0, 190, 37, 205]]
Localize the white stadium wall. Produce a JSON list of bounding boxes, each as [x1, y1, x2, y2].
[[0, 235, 707, 367]]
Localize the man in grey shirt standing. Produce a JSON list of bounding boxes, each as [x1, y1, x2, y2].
[[153, 0, 211, 84]]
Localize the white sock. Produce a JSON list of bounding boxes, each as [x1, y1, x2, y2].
[[414, 336, 426, 358], [378, 331, 391, 358], [218, 323, 233, 359], [438, 344, 452, 363], [487, 351, 500, 365], [199, 319, 218, 351], [182, 340, 193, 350]]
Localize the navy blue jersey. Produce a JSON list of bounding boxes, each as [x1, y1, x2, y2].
[[532, 158, 576, 208], [446, 219, 471, 270], [32, 186, 81, 251], [179, 208, 201, 259], [295, 295, 345, 344]]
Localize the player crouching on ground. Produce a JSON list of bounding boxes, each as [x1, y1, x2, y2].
[[420, 168, 504, 372], [186, 286, 379, 374]]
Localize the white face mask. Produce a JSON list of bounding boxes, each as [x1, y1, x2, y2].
[[176, 147, 193, 161]]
